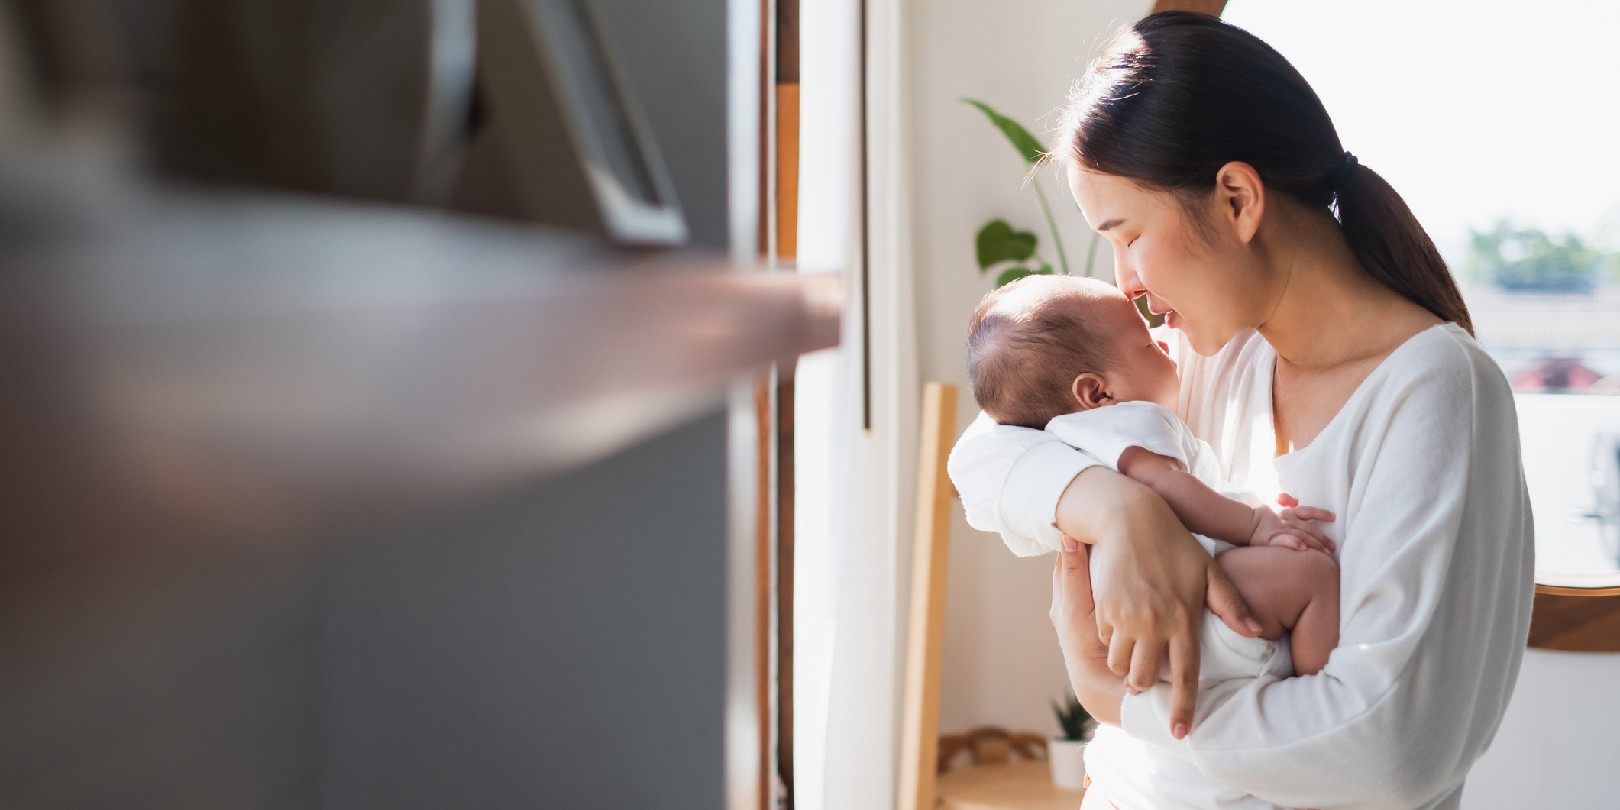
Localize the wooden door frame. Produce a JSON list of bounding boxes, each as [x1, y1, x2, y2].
[[755, 1, 800, 809]]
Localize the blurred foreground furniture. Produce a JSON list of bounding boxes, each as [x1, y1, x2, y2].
[[0, 172, 839, 810]]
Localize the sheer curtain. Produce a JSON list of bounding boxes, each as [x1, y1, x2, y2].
[[794, 1, 917, 808]]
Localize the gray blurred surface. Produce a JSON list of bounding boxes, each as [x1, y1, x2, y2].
[[592, 0, 728, 246], [1, 412, 729, 809], [321, 410, 729, 809]]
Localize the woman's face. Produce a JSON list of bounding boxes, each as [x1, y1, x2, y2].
[[1069, 167, 1272, 356]]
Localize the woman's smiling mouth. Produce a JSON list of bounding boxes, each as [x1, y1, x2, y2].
[[1141, 297, 1178, 328]]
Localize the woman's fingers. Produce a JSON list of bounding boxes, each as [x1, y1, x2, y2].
[[1052, 538, 1106, 660], [1108, 633, 1136, 678], [1206, 559, 1262, 638], [1128, 641, 1163, 694], [1167, 630, 1200, 739]]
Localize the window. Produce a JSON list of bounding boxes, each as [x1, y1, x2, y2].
[[1226, 0, 1620, 583]]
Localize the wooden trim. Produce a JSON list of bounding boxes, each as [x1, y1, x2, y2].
[[754, 3, 780, 809], [1150, 0, 1228, 15], [1536, 582, 1620, 598], [776, 0, 799, 84], [753, 372, 776, 810], [775, 367, 796, 806], [1528, 587, 1620, 652], [771, 4, 799, 809], [898, 383, 959, 810], [775, 83, 799, 262]]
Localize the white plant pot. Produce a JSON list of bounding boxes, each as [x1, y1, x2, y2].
[[1048, 737, 1088, 790]]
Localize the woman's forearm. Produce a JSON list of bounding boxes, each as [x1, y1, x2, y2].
[[1073, 657, 1125, 726], [1056, 465, 1216, 556], [1053, 465, 1159, 545]]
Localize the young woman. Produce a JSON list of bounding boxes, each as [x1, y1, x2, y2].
[[948, 12, 1534, 809]]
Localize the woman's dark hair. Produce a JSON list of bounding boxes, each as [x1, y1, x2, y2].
[[1056, 11, 1472, 335]]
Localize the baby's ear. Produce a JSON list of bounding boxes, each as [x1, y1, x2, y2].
[[1070, 373, 1110, 411]]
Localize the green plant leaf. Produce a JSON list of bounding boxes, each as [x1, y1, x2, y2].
[[1033, 262, 1054, 276], [994, 266, 1036, 288], [976, 219, 1038, 270], [964, 98, 1045, 164]]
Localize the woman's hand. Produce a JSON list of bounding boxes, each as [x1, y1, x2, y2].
[[1055, 468, 1262, 738], [1051, 538, 1124, 726]]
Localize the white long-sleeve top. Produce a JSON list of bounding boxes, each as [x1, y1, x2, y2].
[[947, 324, 1535, 809]]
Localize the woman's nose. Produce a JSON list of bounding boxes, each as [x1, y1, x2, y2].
[[1113, 254, 1145, 298]]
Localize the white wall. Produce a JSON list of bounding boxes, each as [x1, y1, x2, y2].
[[1464, 650, 1620, 808], [905, 0, 1150, 738]]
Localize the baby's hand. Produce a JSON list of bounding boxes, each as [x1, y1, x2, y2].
[[1249, 501, 1336, 555]]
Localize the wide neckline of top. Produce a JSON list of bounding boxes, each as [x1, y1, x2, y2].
[[1264, 322, 1465, 464]]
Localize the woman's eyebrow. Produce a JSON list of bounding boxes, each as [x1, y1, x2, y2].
[[1097, 218, 1126, 232]]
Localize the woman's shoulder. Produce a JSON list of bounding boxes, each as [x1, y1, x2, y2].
[[1355, 323, 1517, 430], [1378, 323, 1509, 395]]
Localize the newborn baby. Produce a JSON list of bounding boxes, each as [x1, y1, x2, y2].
[[966, 275, 1339, 677]]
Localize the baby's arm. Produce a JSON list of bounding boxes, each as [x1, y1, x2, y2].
[[1116, 447, 1335, 552], [1215, 546, 1341, 675]]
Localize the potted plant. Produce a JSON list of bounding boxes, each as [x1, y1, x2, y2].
[[1049, 693, 1094, 790], [963, 98, 1103, 289]]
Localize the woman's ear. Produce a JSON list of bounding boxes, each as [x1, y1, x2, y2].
[[1213, 161, 1265, 245], [1070, 373, 1111, 411]]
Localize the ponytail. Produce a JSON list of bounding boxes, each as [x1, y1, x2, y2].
[[1335, 159, 1473, 335]]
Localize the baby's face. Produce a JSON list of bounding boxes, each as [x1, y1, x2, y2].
[[1081, 293, 1180, 411]]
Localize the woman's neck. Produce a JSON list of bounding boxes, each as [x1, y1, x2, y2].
[[1255, 210, 1437, 373]]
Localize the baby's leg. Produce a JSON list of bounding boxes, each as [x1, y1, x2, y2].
[[1214, 546, 1340, 676]]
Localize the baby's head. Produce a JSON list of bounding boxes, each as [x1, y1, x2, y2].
[[967, 275, 1178, 428]]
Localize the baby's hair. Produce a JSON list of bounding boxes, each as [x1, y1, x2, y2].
[[966, 275, 1118, 429]]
